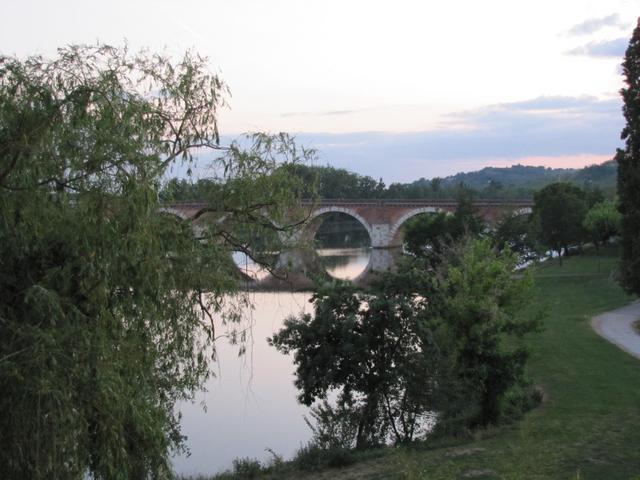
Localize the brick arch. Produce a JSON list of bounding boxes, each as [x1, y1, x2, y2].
[[158, 206, 190, 220], [305, 206, 374, 244], [387, 206, 445, 247]]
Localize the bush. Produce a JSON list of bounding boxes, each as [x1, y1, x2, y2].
[[230, 458, 263, 478], [206, 457, 265, 480], [304, 399, 360, 449], [500, 385, 544, 423], [293, 443, 355, 471]]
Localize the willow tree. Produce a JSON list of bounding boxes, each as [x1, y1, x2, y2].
[[618, 19, 640, 295], [0, 45, 310, 479]]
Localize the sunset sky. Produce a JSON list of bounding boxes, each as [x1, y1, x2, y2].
[[1, 0, 638, 182]]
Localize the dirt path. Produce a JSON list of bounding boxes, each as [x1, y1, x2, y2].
[[591, 301, 640, 360]]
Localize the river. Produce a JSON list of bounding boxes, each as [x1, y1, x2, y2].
[[172, 236, 373, 475]]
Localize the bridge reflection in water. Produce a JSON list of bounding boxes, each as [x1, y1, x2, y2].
[[234, 245, 402, 290], [316, 247, 371, 280], [238, 248, 401, 289]]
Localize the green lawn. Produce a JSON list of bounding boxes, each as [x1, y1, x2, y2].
[[296, 247, 640, 479]]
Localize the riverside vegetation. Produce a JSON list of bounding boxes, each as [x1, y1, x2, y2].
[[185, 246, 640, 480]]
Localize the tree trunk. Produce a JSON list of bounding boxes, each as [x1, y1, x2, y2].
[[355, 395, 379, 449]]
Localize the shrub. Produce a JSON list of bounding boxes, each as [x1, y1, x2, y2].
[[293, 443, 355, 471]]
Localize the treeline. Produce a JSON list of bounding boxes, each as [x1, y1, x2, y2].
[[405, 183, 621, 264], [440, 161, 617, 194], [160, 161, 617, 202]]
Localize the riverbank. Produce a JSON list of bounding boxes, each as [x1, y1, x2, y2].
[[189, 246, 640, 479]]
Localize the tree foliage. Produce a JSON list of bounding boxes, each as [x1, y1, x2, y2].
[[583, 199, 622, 250], [0, 45, 309, 479], [403, 190, 485, 262], [492, 212, 538, 261], [429, 239, 538, 426], [270, 280, 451, 448], [533, 182, 588, 261], [403, 211, 452, 259], [271, 239, 538, 448], [618, 19, 640, 295]]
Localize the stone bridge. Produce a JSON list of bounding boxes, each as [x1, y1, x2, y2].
[[162, 199, 533, 249]]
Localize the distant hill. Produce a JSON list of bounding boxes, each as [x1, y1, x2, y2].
[[396, 160, 618, 198], [438, 160, 617, 190]]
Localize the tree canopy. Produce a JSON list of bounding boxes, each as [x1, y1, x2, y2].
[[0, 45, 309, 479], [618, 19, 640, 295], [492, 211, 538, 260], [403, 190, 485, 262], [533, 182, 588, 261], [270, 280, 449, 448], [161, 161, 618, 202], [583, 199, 621, 250], [271, 238, 539, 449]]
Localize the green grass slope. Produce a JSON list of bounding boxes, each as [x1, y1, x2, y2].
[[296, 247, 640, 479]]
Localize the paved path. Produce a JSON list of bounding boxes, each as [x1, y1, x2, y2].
[[591, 301, 640, 360]]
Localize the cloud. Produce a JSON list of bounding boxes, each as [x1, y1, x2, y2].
[[281, 109, 363, 118], [183, 96, 623, 183], [567, 14, 624, 36], [322, 110, 358, 116], [491, 95, 604, 111], [566, 37, 628, 58], [292, 96, 623, 181]]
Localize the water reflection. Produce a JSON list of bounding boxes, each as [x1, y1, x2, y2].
[[317, 247, 371, 280], [314, 212, 372, 281], [231, 212, 376, 285], [172, 292, 313, 476], [174, 217, 380, 475], [232, 251, 271, 281]]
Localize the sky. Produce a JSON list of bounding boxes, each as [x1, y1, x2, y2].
[[1, 0, 638, 182]]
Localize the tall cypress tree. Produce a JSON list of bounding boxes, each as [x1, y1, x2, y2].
[[618, 18, 640, 295]]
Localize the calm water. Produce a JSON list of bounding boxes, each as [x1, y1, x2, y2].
[[232, 247, 372, 284], [172, 247, 372, 476], [317, 247, 371, 280], [172, 291, 312, 476]]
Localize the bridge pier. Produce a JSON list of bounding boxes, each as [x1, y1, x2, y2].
[[369, 247, 400, 272], [370, 224, 393, 248]]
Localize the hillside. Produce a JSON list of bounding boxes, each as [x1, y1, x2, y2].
[[435, 160, 616, 192]]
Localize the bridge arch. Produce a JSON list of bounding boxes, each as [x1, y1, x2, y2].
[[158, 206, 191, 221], [387, 206, 446, 247], [305, 206, 374, 245]]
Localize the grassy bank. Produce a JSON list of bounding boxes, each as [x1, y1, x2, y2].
[[387, 247, 639, 479], [197, 246, 640, 479]]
